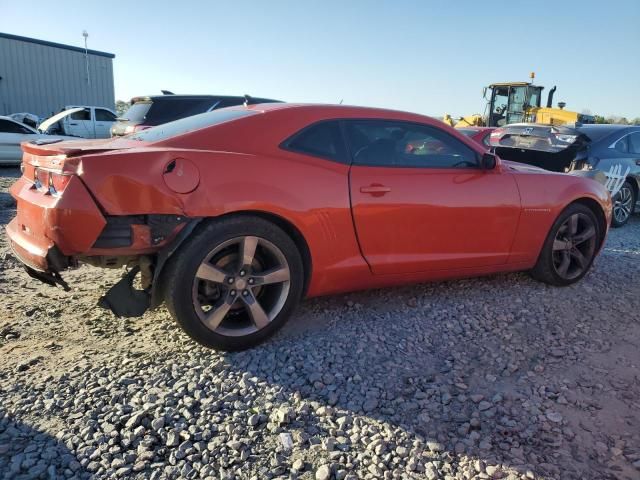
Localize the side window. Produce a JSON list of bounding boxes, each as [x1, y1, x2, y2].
[[628, 133, 640, 154], [95, 109, 117, 122], [283, 121, 348, 163], [0, 119, 32, 134], [613, 136, 628, 153], [70, 109, 91, 121], [345, 120, 478, 168]]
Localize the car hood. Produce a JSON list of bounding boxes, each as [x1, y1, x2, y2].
[[38, 107, 85, 133]]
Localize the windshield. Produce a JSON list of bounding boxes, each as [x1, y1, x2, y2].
[[123, 102, 152, 122], [131, 108, 258, 142]]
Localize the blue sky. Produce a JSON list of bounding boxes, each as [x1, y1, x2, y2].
[[2, 0, 639, 118]]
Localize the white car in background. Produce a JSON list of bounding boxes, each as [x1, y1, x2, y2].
[[0, 116, 76, 165], [45, 106, 117, 139]]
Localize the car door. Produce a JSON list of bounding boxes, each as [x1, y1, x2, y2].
[[0, 119, 38, 162], [346, 119, 521, 275], [94, 108, 117, 138], [63, 108, 94, 138]]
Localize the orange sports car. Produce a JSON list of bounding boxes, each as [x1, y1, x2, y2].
[[7, 104, 612, 350]]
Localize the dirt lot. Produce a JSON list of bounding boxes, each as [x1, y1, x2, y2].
[[1, 166, 639, 480]]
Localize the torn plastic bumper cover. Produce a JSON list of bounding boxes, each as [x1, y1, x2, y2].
[[97, 219, 202, 318]]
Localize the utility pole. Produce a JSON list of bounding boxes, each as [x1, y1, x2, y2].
[[83, 30, 90, 86]]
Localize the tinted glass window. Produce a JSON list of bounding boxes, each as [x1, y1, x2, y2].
[[70, 109, 91, 121], [147, 99, 211, 124], [131, 109, 257, 142], [628, 132, 640, 154], [123, 102, 152, 122], [345, 120, 478, 168], [285, 121, 347, 162], [95, 109, 116, 121], [613, 136, 629, 154], [0, 119, 33, 134]]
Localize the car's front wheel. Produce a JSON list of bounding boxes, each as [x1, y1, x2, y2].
[[531, 203, 600, 286], [611, 180, 635, 228], [163, 216, 304, 350]]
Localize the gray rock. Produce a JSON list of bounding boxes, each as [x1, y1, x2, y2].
[[316, 464, 332, 480]]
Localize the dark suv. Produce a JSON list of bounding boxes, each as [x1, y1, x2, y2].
[[111, 94, 281, 136]]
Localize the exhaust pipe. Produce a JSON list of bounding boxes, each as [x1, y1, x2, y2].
[[546, 86, 557, 108]]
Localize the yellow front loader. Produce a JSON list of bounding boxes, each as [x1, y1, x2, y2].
[[444, 74, 595, 128]]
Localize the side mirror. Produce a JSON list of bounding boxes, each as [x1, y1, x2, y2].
[[481, 152, 497, 170]]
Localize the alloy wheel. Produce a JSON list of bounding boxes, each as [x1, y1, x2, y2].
[[551, 213, 597, 280], [613, 185, 634, 225], [192, 236, 291, 337]]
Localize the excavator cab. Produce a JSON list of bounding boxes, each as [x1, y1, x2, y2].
[[485, 82, 544, 127]]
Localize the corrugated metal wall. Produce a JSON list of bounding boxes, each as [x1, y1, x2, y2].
[[0, 36, 115, 117]]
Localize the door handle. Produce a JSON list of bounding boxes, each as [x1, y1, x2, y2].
[[635, 159, 640, 166], [69, 123, 78, 126], [360, 184, 391, 196]]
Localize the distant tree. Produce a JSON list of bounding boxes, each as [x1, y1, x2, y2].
[[605, 116, 630, 125], [632, 118, 640, 125], [594, 115, 608, 124], [115, 100, 130, 117]]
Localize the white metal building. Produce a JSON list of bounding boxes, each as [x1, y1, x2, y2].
[[0, 32, 115, 118]]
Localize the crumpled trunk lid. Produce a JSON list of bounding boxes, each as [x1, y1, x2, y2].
[[490, 124, 590, 172]]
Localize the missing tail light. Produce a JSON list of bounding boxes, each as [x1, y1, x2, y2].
[[49, 172, 72, 193], [33, 167, 72, 195]]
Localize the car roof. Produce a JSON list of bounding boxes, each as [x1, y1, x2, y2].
[[242, 102, 436, 119], [131, 94, 281, 103]]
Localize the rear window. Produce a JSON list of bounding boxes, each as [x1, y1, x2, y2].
[[123, 102, 152, 122], [576, 126, 626, 143], [146, 98, 216, 125], [131, 108, 257, 142]]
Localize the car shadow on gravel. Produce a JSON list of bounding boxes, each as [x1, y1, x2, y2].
[[0, 410, 89, 479], [212, 240, 640, 479]]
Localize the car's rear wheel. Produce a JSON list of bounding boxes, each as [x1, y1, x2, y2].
[[611, 181, 635, 228], [531, 203, 600, 286], [163, 216, 304, 350]]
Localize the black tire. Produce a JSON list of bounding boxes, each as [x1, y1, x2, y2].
[[162, 216, 304, 350], [530, 203, 601, 286], [611, 180, 636, 228]]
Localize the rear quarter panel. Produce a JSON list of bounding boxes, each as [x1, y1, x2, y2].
[[78, 148, 366, 296]]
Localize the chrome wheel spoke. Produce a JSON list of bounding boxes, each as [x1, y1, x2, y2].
[[573, 225, 596, 244], [243, 294, 270, 329], [568, 214, 579, 235], [196, 263, 228, 283], [203, 298, 235, 330], [241, 236, 259, 267], [253, 266, 290, 285], [557, 251, 571, 276], [570, 249, 587, 270], [553, 239, 571, 251]]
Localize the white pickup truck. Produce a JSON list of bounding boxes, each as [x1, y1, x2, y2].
[[41, 106, 118, 139]]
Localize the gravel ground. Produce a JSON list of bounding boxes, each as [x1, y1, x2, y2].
[[1, 166, 639, 480]]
